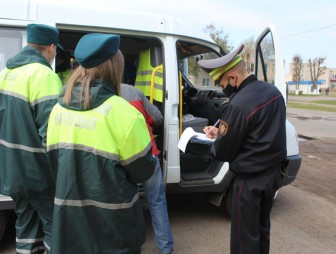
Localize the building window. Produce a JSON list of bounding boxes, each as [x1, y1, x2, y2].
[[202, 78, 210, 87]]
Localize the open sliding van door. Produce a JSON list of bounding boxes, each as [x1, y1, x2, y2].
[[255, 23, 287, 104]]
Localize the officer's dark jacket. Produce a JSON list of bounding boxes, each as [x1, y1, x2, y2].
[[211, 75, 287, 176]]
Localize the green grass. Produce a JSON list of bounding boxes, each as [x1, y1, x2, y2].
[[288, 102, 336, 112], [290, 92, 336, 97], [289, 94, 320, 97], [310, 100, 336, 105]]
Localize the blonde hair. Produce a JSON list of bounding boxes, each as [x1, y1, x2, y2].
[[63, 50, 124, 109]]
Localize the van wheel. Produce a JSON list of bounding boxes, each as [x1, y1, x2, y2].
[[221, 184, 233, 218]]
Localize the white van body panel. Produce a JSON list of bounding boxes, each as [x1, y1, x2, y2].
[[212, 162, 229, 184], [0, 0, 34, 20], [286, 120, 300, 155], [163, 36, 181, 183], [0, 0, 212, 43]]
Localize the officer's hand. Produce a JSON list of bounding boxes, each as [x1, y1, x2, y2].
[[203, 126, 218, 139]]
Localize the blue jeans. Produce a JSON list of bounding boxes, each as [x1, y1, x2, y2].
[[143, 157, 174, 254]]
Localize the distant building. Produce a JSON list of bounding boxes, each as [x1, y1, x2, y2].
[[286, 62, 336, 95], [287, 80, 325, 95]]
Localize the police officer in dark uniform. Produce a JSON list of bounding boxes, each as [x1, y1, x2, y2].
[[199, 44, 287, 254]]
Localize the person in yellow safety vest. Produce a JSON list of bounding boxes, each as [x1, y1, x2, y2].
[[135, 48, 164, 102], [56, 48, 71, 85], [0, 23, 63, 254], [46, 33, 156, 254]]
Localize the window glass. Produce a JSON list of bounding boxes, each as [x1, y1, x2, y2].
[[256, 32, 275, 84], [0, 28, 25, 70], [176, 41, 221, 90]]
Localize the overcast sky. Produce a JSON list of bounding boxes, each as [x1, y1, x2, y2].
[[108, 0, 336, 72]]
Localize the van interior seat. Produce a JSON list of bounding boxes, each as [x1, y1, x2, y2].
[[182, 115, 208, 133]]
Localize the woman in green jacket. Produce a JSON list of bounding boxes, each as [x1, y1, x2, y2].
[[47, 33, 156, 254]]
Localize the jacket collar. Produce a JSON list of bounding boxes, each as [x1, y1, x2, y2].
[[237, 74, 258, 92], [59, 80, 117, 111], [6, 46, 52, 69]]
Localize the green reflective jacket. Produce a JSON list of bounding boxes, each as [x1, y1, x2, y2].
[[47, 80, 156, 253], [0, 46, 62, 198]]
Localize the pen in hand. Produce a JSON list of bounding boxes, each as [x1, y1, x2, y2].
[[213, 119, 220, 127], [203, 119, 220, 139]]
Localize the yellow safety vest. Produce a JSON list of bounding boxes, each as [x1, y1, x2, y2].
[[57, 69, 72, 85], [135, 49, 164, 103]]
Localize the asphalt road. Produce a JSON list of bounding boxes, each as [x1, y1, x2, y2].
[[287, 95, 336, 140], [287, 108, 336, 139]]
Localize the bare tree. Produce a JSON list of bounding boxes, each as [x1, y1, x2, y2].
[[292, 55, 302, 90], [240, 36, 255, 73], [308, 57, 326, 90], [188, 24, 233, 78], [203, 23, 233, 52]]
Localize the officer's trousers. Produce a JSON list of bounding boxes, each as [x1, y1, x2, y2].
[[12, 197, 54, 254], [230, 168, 283, 254]]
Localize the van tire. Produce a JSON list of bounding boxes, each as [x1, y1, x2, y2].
[[221, 184, 233, 218]]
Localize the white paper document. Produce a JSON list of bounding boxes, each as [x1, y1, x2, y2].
[[177, 127, 215, 153]]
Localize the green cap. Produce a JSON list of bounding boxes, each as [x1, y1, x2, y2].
[[74, 33, 120, 68], [27, 24, 63, 49]]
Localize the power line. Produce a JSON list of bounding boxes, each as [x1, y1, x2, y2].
[[281, 24, 336, 39]]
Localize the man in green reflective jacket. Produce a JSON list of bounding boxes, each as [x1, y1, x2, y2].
[[0, 24, 62, 253]]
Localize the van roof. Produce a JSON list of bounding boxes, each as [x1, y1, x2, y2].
[[1, 0, 214, 44]]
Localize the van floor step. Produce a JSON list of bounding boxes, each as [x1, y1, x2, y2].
[[181, 172, 215, 181]]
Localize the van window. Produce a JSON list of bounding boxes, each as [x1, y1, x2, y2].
[[256, 32, 275, 84], [176, 41, 221, 90], [0, 28, 25, 70], [176, 40, 228, 128]]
